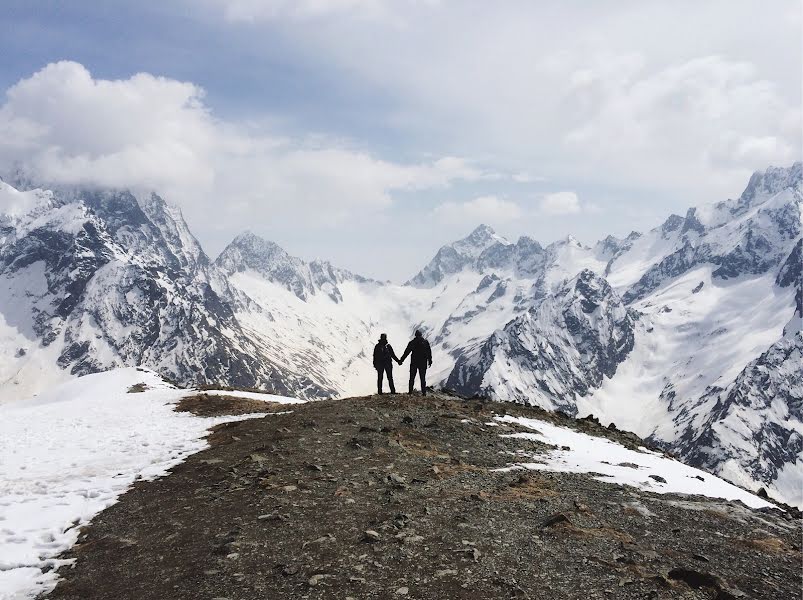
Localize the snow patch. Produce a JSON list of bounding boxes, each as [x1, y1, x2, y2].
[[493, 415, 774, 510]]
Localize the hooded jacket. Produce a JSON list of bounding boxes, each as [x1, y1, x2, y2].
[[400, 336, 432, 368], [373, 340, 399, 369]]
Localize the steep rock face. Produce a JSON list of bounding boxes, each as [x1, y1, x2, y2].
[[673, 328, 803, 505], [475, 235, 547, 278], [215, 231, 364, 303], [0, 184, 327, 398], [446, 270, 636, 413]]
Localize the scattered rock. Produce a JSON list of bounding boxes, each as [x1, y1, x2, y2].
[[363, 530, 381, 543], [434, 569, 458, 578], [308, 573, 330, 587], [387, 473, 407, 485], [667, 567, 722, 590], [649, 475, 667, 484], [403, 535, 424, 544], [541, 513, 570, 528]]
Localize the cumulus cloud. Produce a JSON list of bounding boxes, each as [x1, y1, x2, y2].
[[207, 1, 800, 201], [562, 55, 800, 183], [538, 192, 581, 215], [432, 195, 521, 225], [0, 61, 485, 229]]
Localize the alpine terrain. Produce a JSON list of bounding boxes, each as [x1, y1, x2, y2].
[[0, 163, 800, 511], [1, 372, 799, 599]]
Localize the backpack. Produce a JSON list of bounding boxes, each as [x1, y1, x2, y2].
[[373, 343, 385, 368]]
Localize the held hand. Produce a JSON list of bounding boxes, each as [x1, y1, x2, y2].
[[428, 360, 432, 367]]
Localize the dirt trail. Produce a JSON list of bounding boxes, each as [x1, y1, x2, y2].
[[46, 393, 801, 599]]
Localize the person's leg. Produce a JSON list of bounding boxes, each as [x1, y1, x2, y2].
[[377, 368, 384, 394], [409, 364, 416, 394], [387, 365, 396, 394], [420, 366, 427, 396]]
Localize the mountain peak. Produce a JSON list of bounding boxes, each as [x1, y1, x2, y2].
[[470, 223, 496, 237], [740, 162, 802, 206], [216, 232, 291, 275], [454, 224, 508, 254], [408, 225, 511, 286], [215, 231, 359, 303]]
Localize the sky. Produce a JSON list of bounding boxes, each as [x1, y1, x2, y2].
[[0, 1, 801, 281]]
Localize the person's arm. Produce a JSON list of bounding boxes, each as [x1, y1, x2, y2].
[[399, 342, 412, 364], [389, 344, 400, 363], [426, 341, 432, 366]]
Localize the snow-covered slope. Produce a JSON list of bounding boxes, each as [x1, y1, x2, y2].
[[0, 367, 300, 599]]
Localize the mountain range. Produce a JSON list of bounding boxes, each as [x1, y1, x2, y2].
[[0, 163, 800, 507]]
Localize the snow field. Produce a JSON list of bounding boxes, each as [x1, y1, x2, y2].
[[493, 415, 774, 510], [0, 368, 300, 600]]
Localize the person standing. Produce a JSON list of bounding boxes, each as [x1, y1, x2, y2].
[[373, 333, 399, 394], [399, 330, 433, 396]]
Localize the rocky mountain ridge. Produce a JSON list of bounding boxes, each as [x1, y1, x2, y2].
[[43, 390, 803, 600]]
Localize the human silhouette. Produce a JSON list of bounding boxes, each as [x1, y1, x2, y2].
[[399, 330, 433, 396], [373, 333, 399, 394]]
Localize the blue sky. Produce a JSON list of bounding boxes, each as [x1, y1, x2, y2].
[[1, 1, 800, 280]]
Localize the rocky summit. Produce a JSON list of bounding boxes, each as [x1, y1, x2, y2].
[[47, 392, 800, 600]]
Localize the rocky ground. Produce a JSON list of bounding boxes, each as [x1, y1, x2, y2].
[[45, 392, 801, 599]]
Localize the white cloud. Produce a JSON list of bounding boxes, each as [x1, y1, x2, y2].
[[512, 172, 546, 184], [0, 61, 484, 230], [562, 55, 800, 185], [433, 195, 521, 225], [206, 1, 800, 202], [539, 192, 581, 215]]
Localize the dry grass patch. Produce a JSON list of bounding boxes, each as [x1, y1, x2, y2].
[[175, 393, 284, 417]]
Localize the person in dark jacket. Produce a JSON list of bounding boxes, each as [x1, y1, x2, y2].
[[373, 333, 399, 394], [398, 330, 433, 396]]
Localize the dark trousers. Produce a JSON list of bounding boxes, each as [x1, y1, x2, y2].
[[409, 364, 427, 395], [377, 365, 395, 394]]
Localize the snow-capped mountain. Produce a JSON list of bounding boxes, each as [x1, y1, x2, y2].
[[445, 270, 637, 412], [216, 231, 366, 303], [408, 224, 513, 286], [0, 163, 800, 507], [0, 183, 325, 399]]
